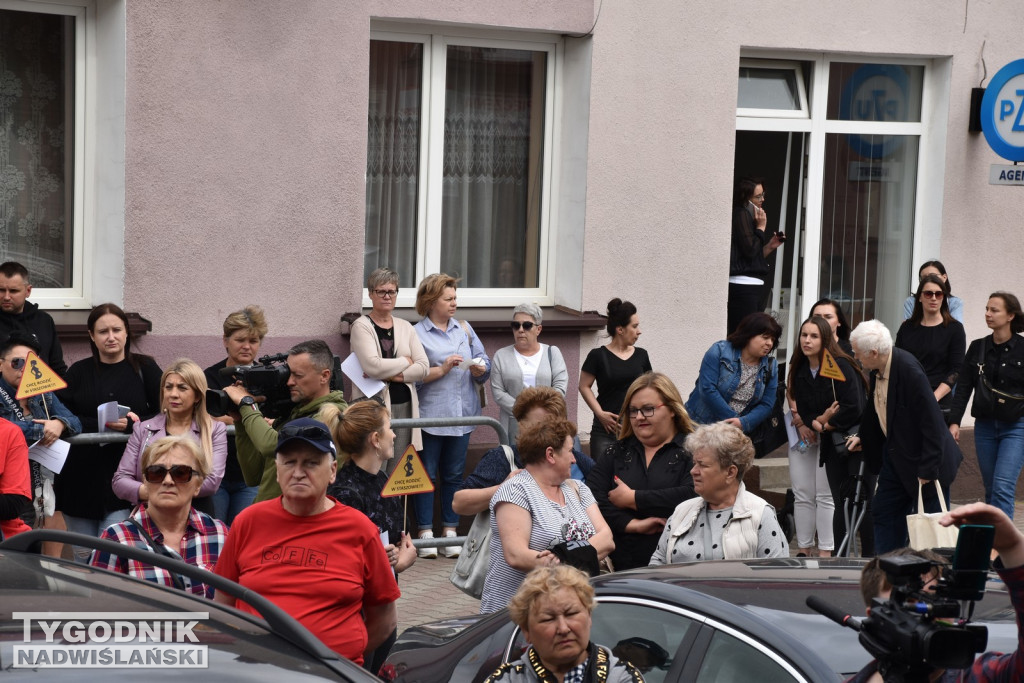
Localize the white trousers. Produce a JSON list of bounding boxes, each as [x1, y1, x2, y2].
[[788, 441, 835, 550]]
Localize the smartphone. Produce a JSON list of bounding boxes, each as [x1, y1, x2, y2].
[[776, 231, 787, 242], [117, 404, 131, 418], [948, 524, 996, 601]]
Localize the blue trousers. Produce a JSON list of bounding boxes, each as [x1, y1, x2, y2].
[[212, 478, 258, 526], [872, 456, 950, 555], [973, 417, 1024, 519], [413, 432, 471, 530]]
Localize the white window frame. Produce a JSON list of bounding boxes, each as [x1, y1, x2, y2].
[[736, 51, 948, 351], [366, 24, 562, 309], [737, 58, 810, 119], [1, 0, 125, 310]]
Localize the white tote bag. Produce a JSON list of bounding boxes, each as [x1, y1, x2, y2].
[[906, 480, 959, 550]]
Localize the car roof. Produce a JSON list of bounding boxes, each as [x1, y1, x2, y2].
[[0, 532, 377, 681]]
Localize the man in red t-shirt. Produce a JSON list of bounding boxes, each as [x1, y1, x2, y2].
[[0, 416, 33, 538], [214, 418, 400, 665]]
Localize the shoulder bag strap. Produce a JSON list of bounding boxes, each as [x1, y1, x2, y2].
[[126, 516, 187, 591], [500, 444, 515, 469]]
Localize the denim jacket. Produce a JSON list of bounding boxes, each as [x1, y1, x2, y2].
[[685, 339, 778, 432], [0, 376, 83, 444]]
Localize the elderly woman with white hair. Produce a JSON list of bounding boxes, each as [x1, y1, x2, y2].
[[649, 422, 788, 564], [491, 303, 568, 443], [847, 319, 962, 554]]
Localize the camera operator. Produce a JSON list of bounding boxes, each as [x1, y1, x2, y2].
[[847, 502, 1024, 683], [224, 340, 347, 502]]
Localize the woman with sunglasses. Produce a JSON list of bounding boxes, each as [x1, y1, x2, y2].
[[350, 268, 429, 476], [111, 359, 227, 517], [491, 303, 568, 444], [90, 436, 228, 598], [585, 372, 696, 571], [895, 274, 966, 419]]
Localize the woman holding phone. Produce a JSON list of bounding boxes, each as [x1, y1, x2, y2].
[[728, 177, 783, 334]]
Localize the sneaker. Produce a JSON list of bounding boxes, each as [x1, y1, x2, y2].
[[443, 529, 461, 558], [418, 531, 437, 559]]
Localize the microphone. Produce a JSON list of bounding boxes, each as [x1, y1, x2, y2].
[[806, 595, 863, 632]]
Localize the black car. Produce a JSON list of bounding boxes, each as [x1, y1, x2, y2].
[[0, 530, 379, 681], [384, 558, 1019, 682]]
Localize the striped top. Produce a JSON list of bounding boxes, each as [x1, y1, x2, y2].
[[479, 470, 596, 614]]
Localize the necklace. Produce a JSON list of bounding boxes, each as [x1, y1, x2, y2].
[[369, 314, 394, 337]]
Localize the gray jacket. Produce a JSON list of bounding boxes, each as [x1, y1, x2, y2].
[[490, 343, 568, 442]]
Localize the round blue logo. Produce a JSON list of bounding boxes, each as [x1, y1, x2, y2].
[[839, 65, 910, 159], [981, 59, 1024, 162]]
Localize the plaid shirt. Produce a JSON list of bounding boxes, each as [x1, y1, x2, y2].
[[89, 506, 228, 598]]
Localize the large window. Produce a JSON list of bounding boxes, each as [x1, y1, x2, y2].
[[1, 5, 77, 287], [735, 55, 941, 354], [365, 29, 557, 306], [0, 0, 125, 308]]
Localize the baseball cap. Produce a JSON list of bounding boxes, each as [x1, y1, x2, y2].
[[276, 418, 336, 458]]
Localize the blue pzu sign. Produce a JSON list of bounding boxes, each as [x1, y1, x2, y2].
[[839, 65, 910, 159], [981, 59, 1024, 162]]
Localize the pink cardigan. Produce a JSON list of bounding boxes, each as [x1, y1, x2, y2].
[[110, 413, 227, 504], [349, 314, 430, 449]]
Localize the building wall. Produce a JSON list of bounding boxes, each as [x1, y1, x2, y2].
[[112, 1, 1024, 437]]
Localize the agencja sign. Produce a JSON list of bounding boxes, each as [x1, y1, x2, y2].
[[981, 59, 1024, 185]]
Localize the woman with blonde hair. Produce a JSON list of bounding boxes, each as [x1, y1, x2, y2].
[[322, 398, 416, 673], [112, 359, 227, 516], [91, 436, 228, 598], [586, 372, 697, 571], [412, 273, 490, 557], [484, 566, 644, 683], [206, 305, 268, 523]]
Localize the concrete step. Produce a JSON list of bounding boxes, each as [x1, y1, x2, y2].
[[752, 456, 791, 491]]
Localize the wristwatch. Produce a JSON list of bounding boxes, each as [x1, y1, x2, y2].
[[239, 395, 258, 411]]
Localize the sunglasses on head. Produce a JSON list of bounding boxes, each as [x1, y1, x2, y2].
[[279, 425, 331, 440], [143, 464, 197, 484], [510, 321, 536, 331]]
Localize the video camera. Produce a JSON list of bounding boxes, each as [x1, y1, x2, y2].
[[206, 352, 344, 421], [808, 524, 995, 683]]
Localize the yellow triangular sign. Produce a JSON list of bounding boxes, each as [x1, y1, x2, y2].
[[381, 444, 435, 497], [16, 351, 67, 399], [820, 349, 847, 382]]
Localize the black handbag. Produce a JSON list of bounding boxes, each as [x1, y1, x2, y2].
[[830, 428, 857, 459], [750, 380, 787, 459], [975, 339, 1024, 422]]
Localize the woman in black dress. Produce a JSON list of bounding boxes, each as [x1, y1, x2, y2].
[[323, 399, 416, 674], [895, 274, 966, 420], [56, 303, 161, 561], [579, 298, 652, 460]]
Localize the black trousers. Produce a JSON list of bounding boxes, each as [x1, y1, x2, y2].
[[727, 282, 765, 334]]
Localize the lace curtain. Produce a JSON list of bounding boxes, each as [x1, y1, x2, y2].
[[365, 41, 545, 289], [0, 9, 73, 287]]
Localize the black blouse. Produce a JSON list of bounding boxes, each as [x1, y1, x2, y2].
[[895, 319, 966, 391], [327, 461, 403, 543]]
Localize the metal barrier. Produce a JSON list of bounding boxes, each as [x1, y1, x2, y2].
[[63, 414, 508, 550]]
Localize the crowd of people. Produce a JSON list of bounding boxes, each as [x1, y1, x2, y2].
[[1, 250, 1023, 681]]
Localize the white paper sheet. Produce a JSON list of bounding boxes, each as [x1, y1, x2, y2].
[[341, 352, 386, 398], [97, 400, 119, 433], [28, 438, 70, 474]]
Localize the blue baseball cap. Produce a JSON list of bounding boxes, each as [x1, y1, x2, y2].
[[276, 418, 336, 458]]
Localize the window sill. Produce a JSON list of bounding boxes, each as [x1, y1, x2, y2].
[[340, 305, 605, 335], [50, 310, 153, 342]]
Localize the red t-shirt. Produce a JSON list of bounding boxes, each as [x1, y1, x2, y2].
[[0, 417, 31, 538], [214, 496, 400, 663]]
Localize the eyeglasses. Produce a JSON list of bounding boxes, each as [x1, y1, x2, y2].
[[279, 424, 332, 441], [921, 291, 945, 300], [510, 321, 536, 331], [627, 404, 665, 419], [6, 358, 26, 370], [372, 289, 398, 298], [143, 464, 197, 484]]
